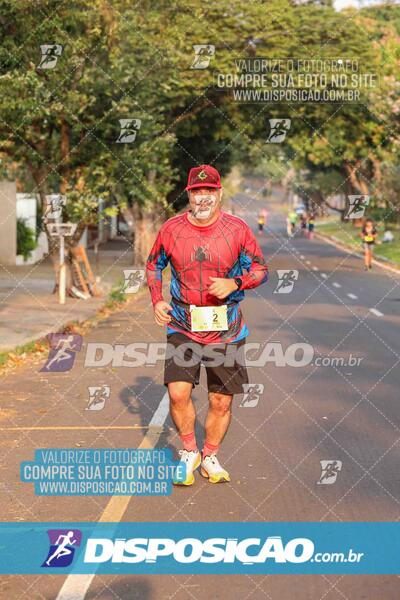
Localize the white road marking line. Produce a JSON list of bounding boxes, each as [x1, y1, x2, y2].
[[369, 308, 384, 317], [332, 282, 341, 288], [347, 293, 358, 300], [321, 273, 328, 279], [55, 390, 171, 600]]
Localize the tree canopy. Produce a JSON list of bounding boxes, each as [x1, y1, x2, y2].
[[0, 0, 398, 256]]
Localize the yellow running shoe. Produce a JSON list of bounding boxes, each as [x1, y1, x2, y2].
[[200, 454, 230, 483], [173, 450, 201, 486]]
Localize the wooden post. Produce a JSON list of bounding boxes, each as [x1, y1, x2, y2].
[[59, 234, 66, 304]]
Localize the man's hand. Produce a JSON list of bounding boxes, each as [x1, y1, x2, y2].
[[154, 300, 173, 326], [208, 277, 238, 300]]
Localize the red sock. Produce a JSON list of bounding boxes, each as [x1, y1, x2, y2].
[[202, 440, 219, 458], [180, 431, 198, 452]]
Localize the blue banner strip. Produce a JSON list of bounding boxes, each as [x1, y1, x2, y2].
[[0, 522, 398, 574]]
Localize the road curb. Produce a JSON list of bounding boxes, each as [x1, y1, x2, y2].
[[315, 232, 400, 276]]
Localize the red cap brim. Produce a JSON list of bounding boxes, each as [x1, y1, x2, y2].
[[185, 183, 221, 191]]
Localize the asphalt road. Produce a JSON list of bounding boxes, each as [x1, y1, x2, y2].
[[1, 186, 399, 599]]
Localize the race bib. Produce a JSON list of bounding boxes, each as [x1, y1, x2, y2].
[[190, 305, 228, 332]]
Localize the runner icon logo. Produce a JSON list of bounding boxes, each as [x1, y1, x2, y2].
[[274, 270, 299, 294], [44, 194, 66, 220], [190, 45, 215, 69], [123, 269, 145, 293], [267, 119, 291, 143], [38, 44, 63, 69], [86, 385, 110, 411], [345, 195, 370, 219], [240, 383, 264, 408], [40, 334, 83, 372], [116, 119, 141, 143], [317, 460, 342, 485], [41, 529, 82, 567]]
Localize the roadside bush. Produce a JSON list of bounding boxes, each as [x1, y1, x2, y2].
[[17, 218, 37, 260]]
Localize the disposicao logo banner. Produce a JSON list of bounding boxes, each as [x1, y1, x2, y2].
[[0, 522, 398, 574]]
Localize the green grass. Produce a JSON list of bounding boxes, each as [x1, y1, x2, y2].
[[104, 277, 147, 308], [0, 340, 40, 368], [317, 220, 400, 265], [105, 280, 128, 307]]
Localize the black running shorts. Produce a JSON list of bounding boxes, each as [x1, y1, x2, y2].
[[164, 332, 249, 395]]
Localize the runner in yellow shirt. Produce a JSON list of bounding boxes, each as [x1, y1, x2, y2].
[[361, 218, 377, 270], [257, 212, 266, 235]]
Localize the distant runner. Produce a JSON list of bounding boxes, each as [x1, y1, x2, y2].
[[257, 212, 265, 235], [300, 213, 307, 236], [146, 164, 268, 485], [361, 218, 377, 270], [287, 210, 297, 237], [307, 213, 315, 240]]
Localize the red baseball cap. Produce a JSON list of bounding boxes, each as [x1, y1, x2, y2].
[[185, 164, 222, 191]]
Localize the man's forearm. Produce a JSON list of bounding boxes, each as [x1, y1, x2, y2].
[[146, 268, 164, 307], [149, 286, 164, 307], [240, 267, 268, 290]]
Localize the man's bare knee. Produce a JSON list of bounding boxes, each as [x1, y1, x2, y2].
[[209, 392, 232, 417], [168, 382, 193, 408]]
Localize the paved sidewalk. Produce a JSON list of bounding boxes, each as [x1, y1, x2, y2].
[[0, 238, 135, 352]]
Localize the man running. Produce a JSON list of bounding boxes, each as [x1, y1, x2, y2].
[[146, 164, 268, 485]]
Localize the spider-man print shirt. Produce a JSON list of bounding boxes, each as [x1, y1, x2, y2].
[[146, 210, 268, 343]]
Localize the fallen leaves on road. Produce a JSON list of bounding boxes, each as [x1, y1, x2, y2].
[[0, 295, 136, 377]]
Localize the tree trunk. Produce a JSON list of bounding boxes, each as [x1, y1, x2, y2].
[[121, 197, 166, 267], [28, 167, 63, 292], [130, 205, 158, 266], [59, 118, 70, 193], [344, 162, 369, 195]]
